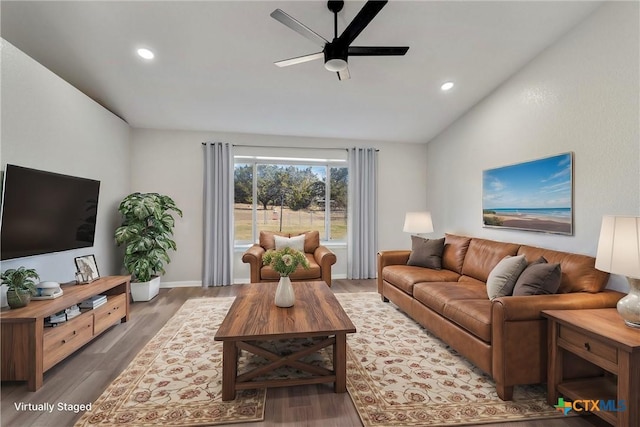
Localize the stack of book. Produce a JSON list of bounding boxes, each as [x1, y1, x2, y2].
[[79, 295, 107, 310], [45, 310, 68, 327], [65, 304, 81, 320]]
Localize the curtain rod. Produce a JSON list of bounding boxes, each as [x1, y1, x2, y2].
[[201, 142, 379, 152]]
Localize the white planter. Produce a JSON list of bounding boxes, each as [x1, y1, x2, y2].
[[130, 276, 161, 302]]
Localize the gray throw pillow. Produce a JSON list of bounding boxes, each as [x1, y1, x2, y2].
[[486, 255, 528, 300], [407, 236, 445, 269], [512, 258, 561, 296]]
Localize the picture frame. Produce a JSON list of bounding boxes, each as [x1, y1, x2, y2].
[[74, 254, 100, 283], [482, 152, 573, 235]]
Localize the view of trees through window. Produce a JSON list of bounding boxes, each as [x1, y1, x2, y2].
[[234, 160, 348, 243]]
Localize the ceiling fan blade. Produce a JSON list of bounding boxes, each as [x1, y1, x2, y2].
[[270, 9, 328, 47], [348, 46, 409, 56], [274, 52, 324, 67], [337, 67, 351, 81], [338, 0, 387, 46]]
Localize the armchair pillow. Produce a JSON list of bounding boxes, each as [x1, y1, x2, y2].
[[407, 236, 445, 269], [486, 255, 528, 300], [260, 231, 288, 251], [274, 234, 305, 252]]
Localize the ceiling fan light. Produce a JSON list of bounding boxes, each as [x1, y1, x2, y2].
[[325, 58, 348, 72]]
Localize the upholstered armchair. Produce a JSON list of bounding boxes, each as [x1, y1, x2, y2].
[[242, 231, 337, 286]]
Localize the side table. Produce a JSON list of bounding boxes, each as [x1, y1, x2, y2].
[[543, 308, 640, 427]]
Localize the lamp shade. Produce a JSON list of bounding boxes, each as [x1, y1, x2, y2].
[[403, 211, 434, 234], [595, 216, 640, 278]]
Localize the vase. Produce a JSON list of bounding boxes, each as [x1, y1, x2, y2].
[[617, 277, 640, 328], [275, 275, 295, 307]]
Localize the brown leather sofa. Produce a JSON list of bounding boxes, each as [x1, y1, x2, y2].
[[242, 230, 337, 286], [377, 233, 624, 400]]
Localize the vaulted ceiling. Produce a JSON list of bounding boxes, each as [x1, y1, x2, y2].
[[1, 1, 602, 143]]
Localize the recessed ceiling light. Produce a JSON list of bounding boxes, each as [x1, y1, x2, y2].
[[136, 48, 155, 60], [441, 81, 454, 91]]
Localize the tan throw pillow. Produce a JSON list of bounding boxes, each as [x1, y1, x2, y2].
[[274, 234, 305, 252], [512, 257, 561, 296], [486, 255, 528, 300], [407, 236, 445, 269]]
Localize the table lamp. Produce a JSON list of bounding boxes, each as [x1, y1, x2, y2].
[[595, 215, 640, 328], [403, 212, 434, 236]]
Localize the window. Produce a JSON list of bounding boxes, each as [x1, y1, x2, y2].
[[234, 157, 348, 244]]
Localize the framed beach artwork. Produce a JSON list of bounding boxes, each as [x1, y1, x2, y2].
[[482, 152, 573, 235]]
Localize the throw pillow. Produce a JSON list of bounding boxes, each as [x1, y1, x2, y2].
[[407, 236, 445, 269], [486, 255, 528, 300], [512, 258, 561, 296], [274, 234, 305, 252]]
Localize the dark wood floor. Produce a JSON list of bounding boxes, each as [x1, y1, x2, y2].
[[1, 279, 608, 427]]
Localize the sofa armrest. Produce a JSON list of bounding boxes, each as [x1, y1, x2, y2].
[[491, 289, 625, 399], [314, 245, 337, 287], [242, 244, 265, 283], [377, 250, 411, 294], [492, 290, 625, 322]]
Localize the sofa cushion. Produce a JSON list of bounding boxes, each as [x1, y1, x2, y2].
[[517, 245, 609, 293], [486, 255, 528, 300], [461, 238, 520, 283], [383, 265, 459, 295], [512, 260, 561, 296], [443, 299, 492, 343], [442, 234, 471, 274], [260, 253, 320, 280], [407, 236, 445, 269], [413, 281, 487, 316], [274, 234, 305, 251]]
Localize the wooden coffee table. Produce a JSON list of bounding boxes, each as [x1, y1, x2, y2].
[[214, 281, 356, 401]]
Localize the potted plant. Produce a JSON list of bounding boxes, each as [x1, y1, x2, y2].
[[1, 267, 39, 309], [114, 192, 182, 302]]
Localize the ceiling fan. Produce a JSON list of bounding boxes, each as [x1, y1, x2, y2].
[[271, 0, 409, 80]]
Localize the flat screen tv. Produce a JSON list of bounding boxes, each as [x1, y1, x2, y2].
[[1, 164, 101, 260]]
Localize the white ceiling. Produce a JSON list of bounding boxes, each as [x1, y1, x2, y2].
[[1, 1, 602, 143]]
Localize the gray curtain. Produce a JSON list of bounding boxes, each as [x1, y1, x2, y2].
[[203, 142, 234, 286], [347, 147, 378, 279]]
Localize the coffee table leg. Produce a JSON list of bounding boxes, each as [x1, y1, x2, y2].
[[334, 333, 347, 393], [222, 341, 238, 401]]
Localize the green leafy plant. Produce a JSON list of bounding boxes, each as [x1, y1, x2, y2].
[[262, 247, 310, 277], [1, 267, 39, 306], [114, 192, 183, 283]]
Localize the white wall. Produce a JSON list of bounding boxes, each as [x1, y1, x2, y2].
[[0, 40, 131, 294], [130, 128, 428, 284], [425, 2, 639, 292]]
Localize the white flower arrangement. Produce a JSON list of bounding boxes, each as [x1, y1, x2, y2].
[[262, 246, 310, 277]]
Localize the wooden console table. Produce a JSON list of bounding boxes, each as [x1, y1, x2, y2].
[[1, 275, 130, 391], [543, 308, 640, 426]]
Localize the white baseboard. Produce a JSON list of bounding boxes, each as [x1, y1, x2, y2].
[[160, 281, 202, 288]]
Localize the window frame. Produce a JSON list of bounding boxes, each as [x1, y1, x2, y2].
[[234, 155, 348, 245]]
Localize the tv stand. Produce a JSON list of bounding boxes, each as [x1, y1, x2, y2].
[[1, 275, 130, 391]]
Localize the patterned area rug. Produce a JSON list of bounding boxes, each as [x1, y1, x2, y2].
[[76, 292, 562, 426], [75, 297, 265, 426], [339, 293, 563, 426]]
